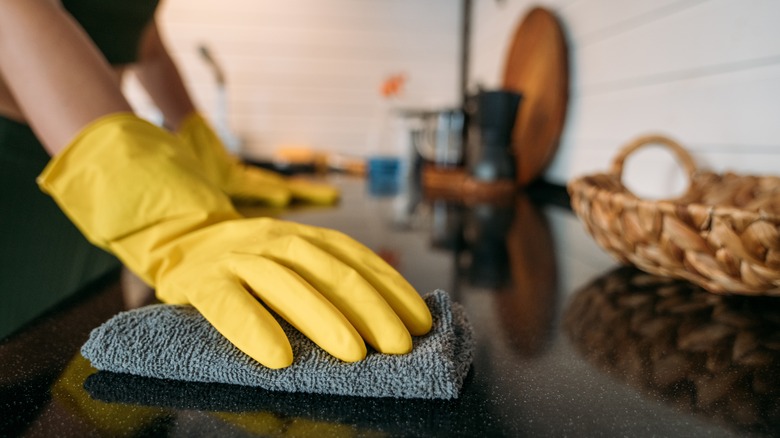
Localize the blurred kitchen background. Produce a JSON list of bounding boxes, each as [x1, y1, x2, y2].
[[123, 0, 780, 193]]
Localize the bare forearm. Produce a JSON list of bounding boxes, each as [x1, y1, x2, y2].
[[0, 0, 132, 155], [133, 22, 195, 131]]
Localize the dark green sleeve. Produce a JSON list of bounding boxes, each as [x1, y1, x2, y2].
[[0, 117, 120, 339], [61, 0, 160, 65]]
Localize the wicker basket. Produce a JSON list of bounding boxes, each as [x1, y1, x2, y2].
[[568, 135, 780, 295]]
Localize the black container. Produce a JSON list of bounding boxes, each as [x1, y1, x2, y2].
[[468, 90, 523, 182]]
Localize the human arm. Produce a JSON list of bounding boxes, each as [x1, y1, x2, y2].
[[0, 0, 430, 368], [0, 0, 131, 155], [132, 20, 195, 131]]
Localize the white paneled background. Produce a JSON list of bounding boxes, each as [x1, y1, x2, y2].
[[126, 0, 779, 192], [125, 0, 461, 160], [470, 0, 780, 195]]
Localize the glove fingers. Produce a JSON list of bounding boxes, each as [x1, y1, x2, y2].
[[240, 164, 286, 185], [257, 235, 413, 355], [292, 227, 433, 337], [186, 275, 293, 369], [287, 179, 340, 205], [234, 171, 339, 206], [225, 178, 292, 207], [231, 256, 367, 363]]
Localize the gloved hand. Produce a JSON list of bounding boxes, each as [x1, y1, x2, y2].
[[177, 112, 339, 206], [38, 113, 432, 368]]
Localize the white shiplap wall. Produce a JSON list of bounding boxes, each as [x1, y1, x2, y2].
[[125, 0, 461, 160], [470, 0, 780, 195]]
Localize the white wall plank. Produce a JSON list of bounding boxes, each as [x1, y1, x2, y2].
[[563, 0, 706, 44], [575, 0, 780, 90], [561, 62, 780, 150], [125, 0, 461, 157], [550, 140, 779, 194], [126, 0, 780, 187], [470, 0, 780, 187]]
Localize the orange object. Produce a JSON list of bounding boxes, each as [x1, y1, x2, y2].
[[380, 73, 407, 98], [502, 7, 569, 186]]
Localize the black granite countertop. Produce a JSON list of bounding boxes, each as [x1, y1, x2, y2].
[[2, 175, 779, 437]]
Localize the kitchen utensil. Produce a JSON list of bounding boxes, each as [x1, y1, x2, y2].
[[469, 89, 522, 182], [502, 7, 568, 186], [367, 156, 402, 196], [410, 109, 465, 168]]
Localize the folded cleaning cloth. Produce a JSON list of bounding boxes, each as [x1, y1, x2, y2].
[[81, 289, 474, 399]]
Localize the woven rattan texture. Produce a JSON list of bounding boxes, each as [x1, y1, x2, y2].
[[568, 135, 780, 295]]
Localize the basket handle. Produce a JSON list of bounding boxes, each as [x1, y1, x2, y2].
[[609, 135, 698, 180]]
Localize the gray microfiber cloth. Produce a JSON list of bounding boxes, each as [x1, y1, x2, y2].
[[81, 289, 474, 399]]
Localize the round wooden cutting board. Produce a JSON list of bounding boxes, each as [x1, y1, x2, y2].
[[502, 7, 569, 186]]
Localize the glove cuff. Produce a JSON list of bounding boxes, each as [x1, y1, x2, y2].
[[176, 111, 240, 182], [176, 111, 207, 137], [38, 112, 240, 283]]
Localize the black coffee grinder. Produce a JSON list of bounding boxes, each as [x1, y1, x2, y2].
[[467, 90, 523, 183]]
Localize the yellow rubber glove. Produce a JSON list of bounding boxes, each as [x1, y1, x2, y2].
[[38, 113, 432, 369], [177, 113, 339, 206]]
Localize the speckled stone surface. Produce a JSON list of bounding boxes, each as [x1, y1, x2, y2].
[[2, 177, 779, 437]]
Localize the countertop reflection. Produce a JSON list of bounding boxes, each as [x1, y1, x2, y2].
[[2, 175, 779, 437]]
